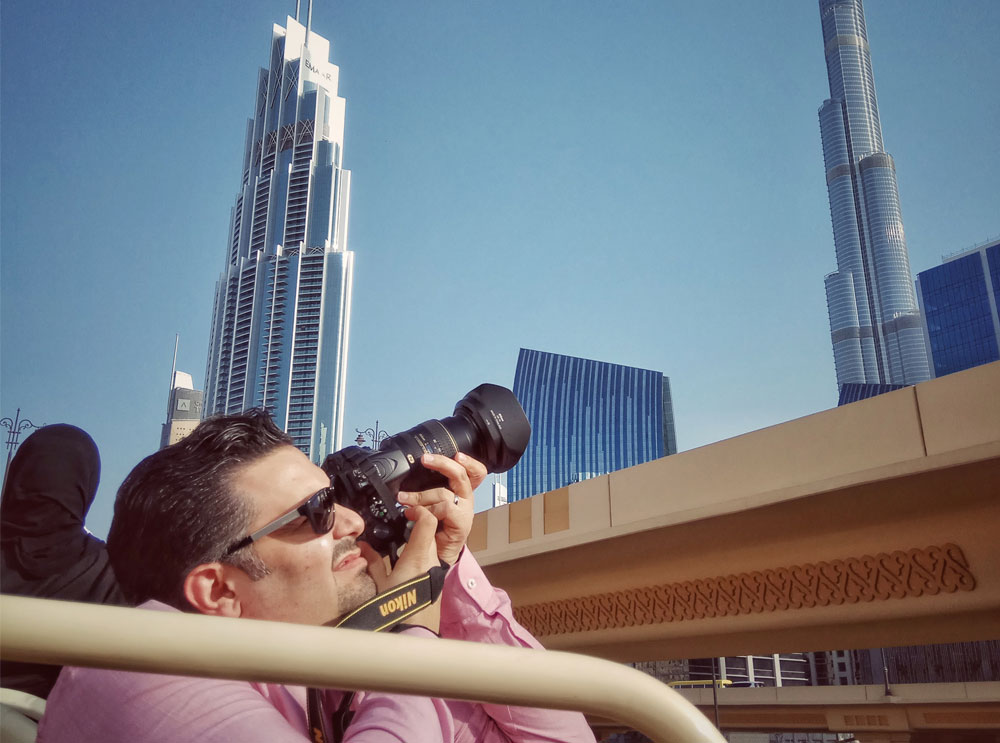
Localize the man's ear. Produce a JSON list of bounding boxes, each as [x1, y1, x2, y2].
[[183, 563, 242, 617]]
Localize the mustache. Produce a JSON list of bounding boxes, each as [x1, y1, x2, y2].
[[330, 537, 360, 568]]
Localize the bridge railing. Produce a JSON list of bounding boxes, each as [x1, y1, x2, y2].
[[0, 594, 724, 743]]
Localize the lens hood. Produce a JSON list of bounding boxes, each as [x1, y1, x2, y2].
[[453, 383, 530, 472]]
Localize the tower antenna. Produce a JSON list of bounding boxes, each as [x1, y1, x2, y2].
[[306, 0, 313, 47], [295, 0, 301, 22], [167, 334, 179, 420]]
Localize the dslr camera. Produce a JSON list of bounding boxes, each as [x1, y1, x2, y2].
[[321, 384, 530, 560]]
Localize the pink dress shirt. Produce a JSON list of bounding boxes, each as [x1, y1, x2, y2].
[[38, 549, 596, 743]]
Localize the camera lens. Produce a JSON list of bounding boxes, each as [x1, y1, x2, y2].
[[452, 383, 531, 470], [378, 383, 530, 492]]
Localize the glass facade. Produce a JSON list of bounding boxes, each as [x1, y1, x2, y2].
[[204, 17, 354, 462], [916, 240, 1000, 378], [837, 382, 903, 407], [506, 348, 676, 503], [818, 0, 929, 391]]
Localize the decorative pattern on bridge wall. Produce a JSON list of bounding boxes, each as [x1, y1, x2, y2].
[[513, 544, 976, 636]]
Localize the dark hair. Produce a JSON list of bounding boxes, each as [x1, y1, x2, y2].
[[107, 409, 293, 609]]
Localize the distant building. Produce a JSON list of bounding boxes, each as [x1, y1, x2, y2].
[[661, 373, 678, 457], [813, 643, 1000, 688], [688, 655, 812, 687], [203, 14, 354, 463], [491, 479, 507, 508], [916, 238, 1000, 378], [817, 0, 929, 392], [854, 641, 1000, 685], [507, 348, 676, 503], [160, 372, 203, 448], [837, 382, 904, 406]]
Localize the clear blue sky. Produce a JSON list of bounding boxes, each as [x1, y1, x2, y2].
[[2, 1, 997, 538]]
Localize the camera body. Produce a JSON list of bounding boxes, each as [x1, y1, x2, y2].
[[321, 384, 530, 559]]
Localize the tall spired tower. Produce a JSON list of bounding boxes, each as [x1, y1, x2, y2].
[[204, 13, 353, 462], [818, 0, 929, 391]]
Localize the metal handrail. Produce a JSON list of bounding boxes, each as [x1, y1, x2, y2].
[[0, 595, 724, 743]]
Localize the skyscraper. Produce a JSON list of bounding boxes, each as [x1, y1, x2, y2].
[[818, 0, 929, 391], [204, 14, 353, 463], [916, 238, 1000, 378], [160, 371, 203, 449], [506, 348, 676, 503], [492, 478, 508, 508]]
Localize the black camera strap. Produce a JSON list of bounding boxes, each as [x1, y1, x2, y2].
[[306, 563, 449, 743]]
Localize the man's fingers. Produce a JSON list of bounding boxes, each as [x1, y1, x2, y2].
[[389, 506, 438, 577], [410, 451, 487, 498], [402, 505, 437, 548], [398, 488, 455, 508], [424, 453, 471, 495], [397, 490, 429, 506], [456, 452, 488, 488]]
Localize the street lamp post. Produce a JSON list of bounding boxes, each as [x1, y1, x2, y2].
[[1, 408, 39, 495], [354, 421, 389, 450]]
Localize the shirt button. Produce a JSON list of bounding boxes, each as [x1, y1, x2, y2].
[[467, 578, 477, 589]]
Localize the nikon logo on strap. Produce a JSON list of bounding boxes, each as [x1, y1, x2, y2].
[[378, 588, 418, 617], [331, 563, 448, 633]]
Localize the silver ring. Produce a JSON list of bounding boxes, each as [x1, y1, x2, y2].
[[453, 495, 460, 506]]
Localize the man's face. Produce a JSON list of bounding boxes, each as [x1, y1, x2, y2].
[[227, 445, 376, 625]]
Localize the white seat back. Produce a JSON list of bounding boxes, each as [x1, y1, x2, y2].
[[0, 688, 46, 743]]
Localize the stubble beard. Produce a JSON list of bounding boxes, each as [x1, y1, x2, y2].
[[330, 538, 377, 617]]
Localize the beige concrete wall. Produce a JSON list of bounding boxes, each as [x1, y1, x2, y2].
[[471, 362, 1000, 660], [476, 361, 999, 565], [670, 682, 1000, 734]]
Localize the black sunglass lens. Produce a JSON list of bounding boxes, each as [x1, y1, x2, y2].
[[308, 489, 336, 534]]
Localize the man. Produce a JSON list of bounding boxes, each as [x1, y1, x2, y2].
[[38, 410, 596, 742]]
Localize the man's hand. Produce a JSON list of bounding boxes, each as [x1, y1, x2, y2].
[[359, 504, 439, 593], [396, 452, 487, 565]]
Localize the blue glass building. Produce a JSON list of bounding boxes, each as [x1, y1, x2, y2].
[[818, 0, 929, 392], [204, 16, 354, 462], [506, 348, 676, 503], [837, 382, 904, 407], [916, 239, 1000, 378]]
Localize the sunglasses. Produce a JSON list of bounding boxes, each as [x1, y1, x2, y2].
[[223, 486, 337, 557]]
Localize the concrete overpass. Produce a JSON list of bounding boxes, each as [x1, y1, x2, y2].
[[468, 361, 1000, 665], [594, 683, 1000, 742]]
